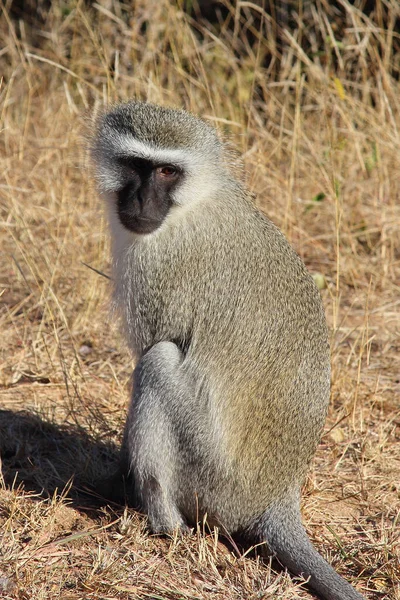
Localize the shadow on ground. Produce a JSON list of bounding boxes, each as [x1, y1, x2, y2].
[[0, 409, 120, 513], [0, 408, 251, 553]]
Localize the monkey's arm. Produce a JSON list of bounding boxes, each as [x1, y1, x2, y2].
[[120, 340, 211, 533]]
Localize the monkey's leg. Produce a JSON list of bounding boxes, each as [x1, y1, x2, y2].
[[255, 497, 365, 600], [121, 341, 194, 534]]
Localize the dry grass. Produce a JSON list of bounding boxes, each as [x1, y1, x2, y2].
[[1, 1, 399, 598]]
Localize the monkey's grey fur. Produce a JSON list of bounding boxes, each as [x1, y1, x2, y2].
[[92, 101, 365, 600]]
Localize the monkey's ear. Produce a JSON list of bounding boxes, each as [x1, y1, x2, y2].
[[81, 102, 107, 163]]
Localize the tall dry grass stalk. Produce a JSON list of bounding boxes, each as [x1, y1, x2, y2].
[[0, 1, 399, 598]]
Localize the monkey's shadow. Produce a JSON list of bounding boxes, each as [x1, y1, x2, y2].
[[0, 408, 121, 514], [0, 408, 251, 553]]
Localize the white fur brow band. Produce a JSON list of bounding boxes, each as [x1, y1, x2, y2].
[[113, 134, 198, 168]]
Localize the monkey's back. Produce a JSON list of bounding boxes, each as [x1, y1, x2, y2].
[[120, 188, 331, 531]]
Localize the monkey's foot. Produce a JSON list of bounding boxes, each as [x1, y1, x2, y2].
[[149, 518, 191, 536]]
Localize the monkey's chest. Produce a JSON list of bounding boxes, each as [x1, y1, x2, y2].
[[122, 261, 196, 356]]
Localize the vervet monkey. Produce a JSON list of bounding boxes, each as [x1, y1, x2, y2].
[[91, 101, 365, 600]]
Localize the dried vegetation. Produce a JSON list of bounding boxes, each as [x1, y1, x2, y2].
[[0, 1, 399, 598]]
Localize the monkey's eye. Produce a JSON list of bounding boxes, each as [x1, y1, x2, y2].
[[157, 165, 178, 177]]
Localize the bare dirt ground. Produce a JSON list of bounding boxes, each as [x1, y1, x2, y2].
[[1, 2, 399, 599]]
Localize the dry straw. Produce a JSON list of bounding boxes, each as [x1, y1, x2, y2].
[[0, 1, 399, 598]]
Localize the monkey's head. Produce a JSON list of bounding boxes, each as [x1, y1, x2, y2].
[[92, 101, 226, 235]]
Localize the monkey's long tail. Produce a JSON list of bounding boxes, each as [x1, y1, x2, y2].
[[257, 501, 366, 600]]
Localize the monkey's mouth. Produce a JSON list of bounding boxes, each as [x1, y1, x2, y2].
[[119, 212, 163, 235]]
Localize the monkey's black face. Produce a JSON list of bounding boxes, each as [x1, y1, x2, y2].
[[116, 157, 182, 234]]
